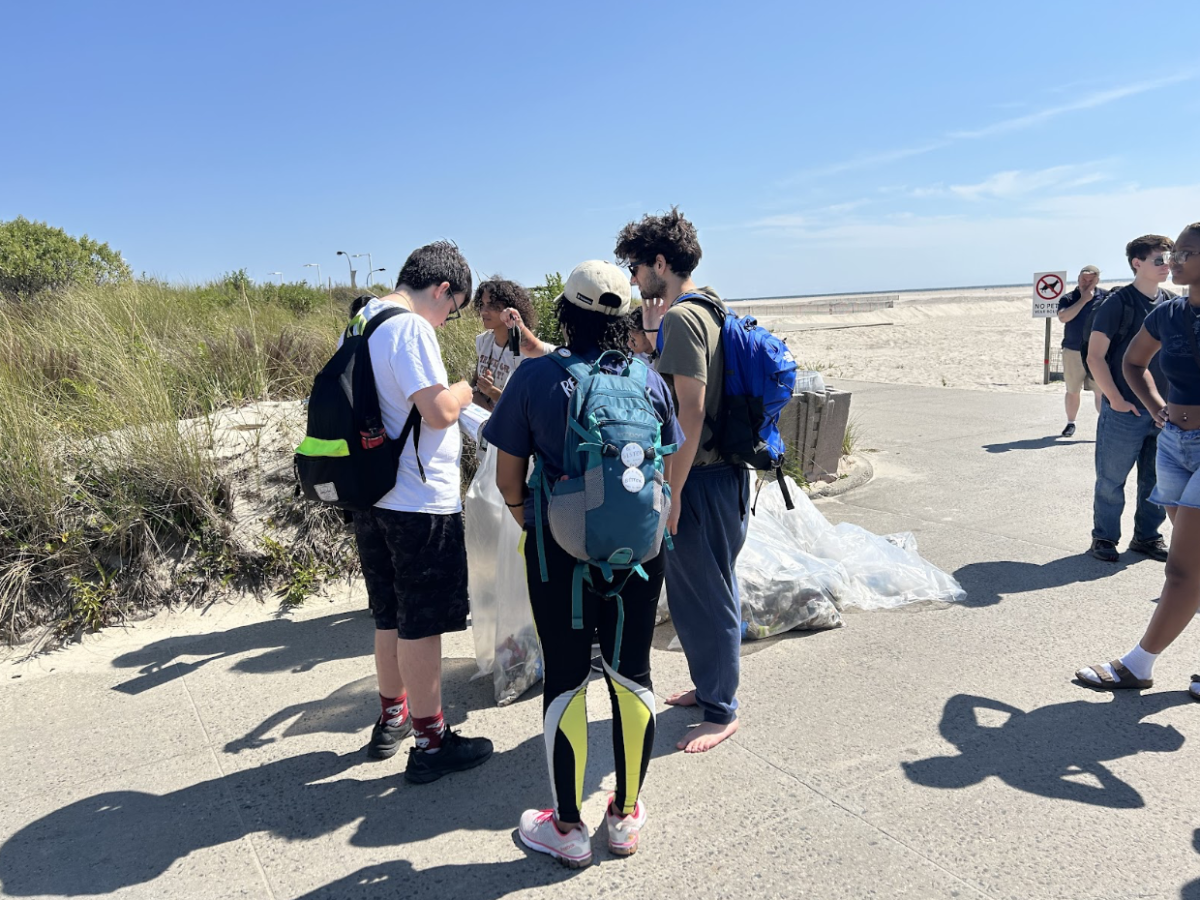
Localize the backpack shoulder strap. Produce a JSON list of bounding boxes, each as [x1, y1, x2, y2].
[[361, 305, 407, 340], [543, 348, 594, 384]]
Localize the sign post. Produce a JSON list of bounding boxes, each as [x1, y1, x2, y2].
[[1033, 271, 1067, 385]]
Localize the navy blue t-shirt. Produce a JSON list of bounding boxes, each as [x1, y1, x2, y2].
[[1090, 284, 1169, 408], [482, 347, 684, 527], [1143, 296, 1200, 405], [1058, 286, 1107, 351]]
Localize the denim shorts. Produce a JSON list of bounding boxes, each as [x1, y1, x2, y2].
[[1149, 422, 1200, 510]]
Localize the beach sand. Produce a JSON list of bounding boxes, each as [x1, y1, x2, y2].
[[754, 284, 1131, 394]]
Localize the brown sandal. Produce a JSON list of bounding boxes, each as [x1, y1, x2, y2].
[[1075, 660, 1153, 690]]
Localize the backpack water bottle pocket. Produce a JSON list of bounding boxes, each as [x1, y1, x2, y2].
[[546, 467, 604, 561]]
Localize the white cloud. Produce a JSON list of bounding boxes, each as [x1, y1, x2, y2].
[[949, 164, 1110, 200], [783, 70, 1197, 182], [948, 72, 1196, 139]]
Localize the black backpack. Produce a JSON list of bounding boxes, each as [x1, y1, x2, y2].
[[294, 305, 423, 512], [1079, 285, 1175, 380]]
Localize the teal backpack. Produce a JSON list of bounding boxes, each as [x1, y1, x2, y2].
[[531, 349, 677, 667]]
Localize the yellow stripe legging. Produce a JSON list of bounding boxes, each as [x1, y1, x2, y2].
[[525, 534, 663, 823]]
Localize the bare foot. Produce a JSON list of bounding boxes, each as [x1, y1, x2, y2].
[[678, 719, 739, 753], [665, 689, 697, 707]]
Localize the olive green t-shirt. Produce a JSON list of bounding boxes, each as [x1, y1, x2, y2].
[[655, 286, 725, 468]]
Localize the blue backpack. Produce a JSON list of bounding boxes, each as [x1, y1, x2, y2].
[[531, 349, 677, 667], [657, 293, 799, 508]]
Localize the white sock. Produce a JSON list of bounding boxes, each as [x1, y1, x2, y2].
[[1120, 645, 1158, 681], [1067, 419, 1075, 425]]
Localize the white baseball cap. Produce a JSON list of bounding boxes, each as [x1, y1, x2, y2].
[[556, 260, 632, 317]]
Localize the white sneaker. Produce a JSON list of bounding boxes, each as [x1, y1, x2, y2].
[[518, 809, 592, 868], [605, 796, 648, 856]]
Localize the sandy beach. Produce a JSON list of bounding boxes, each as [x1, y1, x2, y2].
[[751, 283, 1133, 394]]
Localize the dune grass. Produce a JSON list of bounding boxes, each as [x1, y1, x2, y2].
[[0, 276, 489, 644]]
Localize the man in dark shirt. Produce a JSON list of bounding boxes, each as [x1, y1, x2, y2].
[[1085, 234, 1174, 562], [1056, 265, 1106, 436]]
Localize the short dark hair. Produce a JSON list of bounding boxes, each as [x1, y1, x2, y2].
[[556, 297, 632, 353], [1125, 234, 1174, 272], [472, 278, 538, 329], [395, 240, 472, 298], [614, 206, 702, 277]]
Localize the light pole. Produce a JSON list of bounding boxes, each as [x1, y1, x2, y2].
[[366, 267, 386, 286], [336, 250, 357, 289], [352, 252, 374, 281], [269, 271, 283, 285], [304, 263, 321, 289]]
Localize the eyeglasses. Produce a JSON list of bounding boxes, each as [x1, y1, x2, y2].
[[1172, 249, 1199, 265], [443, 286, 464, 321], [627, 261, 648, 276]]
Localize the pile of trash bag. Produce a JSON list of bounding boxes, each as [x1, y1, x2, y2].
[[662, 476, 965, 643], [463, 445, 542, 706]]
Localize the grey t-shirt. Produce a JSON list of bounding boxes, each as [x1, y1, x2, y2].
[[655, 287, 726, 468]]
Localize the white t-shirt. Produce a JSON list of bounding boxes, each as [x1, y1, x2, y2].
[[356, 298, 462, 514], [474, 332, 556, 394]]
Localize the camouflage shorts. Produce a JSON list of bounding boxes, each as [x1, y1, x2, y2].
[[353, 508, 469, 640]]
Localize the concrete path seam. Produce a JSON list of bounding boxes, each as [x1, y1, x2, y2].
[[179, 662, 280, 900]]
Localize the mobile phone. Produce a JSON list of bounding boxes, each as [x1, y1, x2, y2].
[[507, 324, 521, 356]]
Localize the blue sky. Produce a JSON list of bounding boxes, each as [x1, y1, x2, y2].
[[4, 1, 1199, 297]]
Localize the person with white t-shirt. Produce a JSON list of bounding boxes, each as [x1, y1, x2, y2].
[[352, 241, 493, 785], [470, 279, 554, 410]]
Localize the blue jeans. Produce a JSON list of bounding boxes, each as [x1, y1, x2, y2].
[[663, 464, 750, 725], [1092, 399, 1165, 544]]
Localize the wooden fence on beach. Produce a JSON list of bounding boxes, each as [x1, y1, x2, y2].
[[728, 294, 898, 318]]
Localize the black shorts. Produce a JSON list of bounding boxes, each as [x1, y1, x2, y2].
[[353, 508, 469, 640]]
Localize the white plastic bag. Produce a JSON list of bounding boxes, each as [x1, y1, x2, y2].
[[767, 477, 965, 610], [738, 483, 846, 639], [463, 447, 542, 704]]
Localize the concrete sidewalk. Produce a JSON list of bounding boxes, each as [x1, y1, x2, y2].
[[3, 380, 1198, 900]]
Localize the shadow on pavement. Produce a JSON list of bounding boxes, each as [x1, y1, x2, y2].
[[291, 858, 579, 898], [1181, 829, 1200, 899], [953, 553, 1132, 607], [110, 609, 375, 695], [903, 692, 1189, 808], [982, 436, 1094, 453], [0, 704, 691, 897]]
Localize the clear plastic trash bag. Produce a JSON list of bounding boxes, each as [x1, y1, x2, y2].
[[463, 445, 542, 705]]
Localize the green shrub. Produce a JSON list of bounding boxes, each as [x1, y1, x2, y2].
[[0, 217, 131, 301]]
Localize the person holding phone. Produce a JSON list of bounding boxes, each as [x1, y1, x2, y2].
[[471, 280, 552, 410]]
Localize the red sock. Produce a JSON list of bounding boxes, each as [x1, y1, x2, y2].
[[412, 711, 445, 751], [380, 693, 408, 728]]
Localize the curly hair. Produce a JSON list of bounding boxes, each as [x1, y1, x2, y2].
[[1125, 234, 1174, 273], [472, 278, 538, 329], [556, 297, 632, 353], [614, 206, 703, 277], [395, 240, 472, 298]]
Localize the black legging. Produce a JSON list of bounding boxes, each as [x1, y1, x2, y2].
[[523, 529, 663, 824]]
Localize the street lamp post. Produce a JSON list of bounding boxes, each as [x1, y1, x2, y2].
[[336, 250, 356, 289], [269, 271, 284, 285], [367, 267, 386, 286], [303, 263, 321, 289], [352, 252, 374, 278]]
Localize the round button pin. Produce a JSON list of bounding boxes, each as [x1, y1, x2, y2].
[[620, 443, 645, 467], [621, 468, 646, 493]]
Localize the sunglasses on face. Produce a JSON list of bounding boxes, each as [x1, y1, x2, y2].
[[628, 261, 648, 276], [1145, 254, 1171, 267]]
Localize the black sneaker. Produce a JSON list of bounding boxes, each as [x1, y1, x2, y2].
[[1128, 537, 1169, 561], [367, 717, 413, 760], [1061, 423, 1077, 437], [1089, 539, 1119, 562], [404, 731, 494, 784]]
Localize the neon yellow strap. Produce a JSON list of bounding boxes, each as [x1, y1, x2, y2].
[[295, 437, 350, 458]]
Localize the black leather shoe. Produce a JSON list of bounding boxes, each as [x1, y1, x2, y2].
[[1061, 423, 1077, 437], [1089, 539, 1119, 562], [1128, 537, 1169, 562]]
